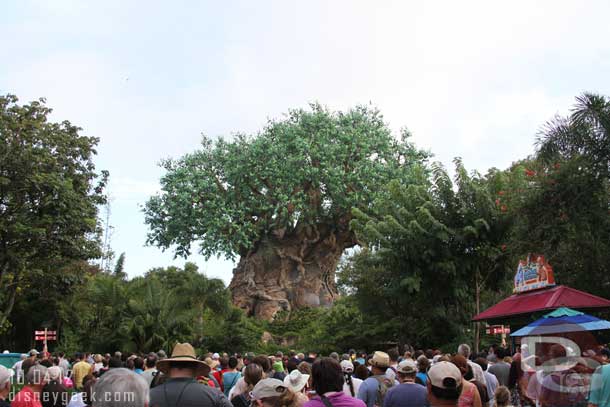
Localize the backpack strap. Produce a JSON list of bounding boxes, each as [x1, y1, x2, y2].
[[320, 395, 334, 407]]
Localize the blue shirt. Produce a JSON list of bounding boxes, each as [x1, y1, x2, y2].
[[383, 382, 429, 407], [416, 372, 427, 386], [358, 376, 386, 407], [222, 372, 241, 397], [590, 364, 610, 407]]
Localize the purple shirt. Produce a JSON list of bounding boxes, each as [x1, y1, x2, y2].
[[305, 392, 367, 407]]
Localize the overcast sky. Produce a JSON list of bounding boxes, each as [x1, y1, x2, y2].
[[3, 1, 610, 284]]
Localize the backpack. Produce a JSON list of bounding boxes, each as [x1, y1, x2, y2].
[[231, 394, 249, 407], [373, 375, 393, 407], [150, 371, 165, 389]]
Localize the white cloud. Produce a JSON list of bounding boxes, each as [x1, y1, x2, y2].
[[3, 0, 610, 283]]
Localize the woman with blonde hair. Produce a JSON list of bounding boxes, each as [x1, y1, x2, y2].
[[494, 386, 512, 407], [93, 354, 103, 375]]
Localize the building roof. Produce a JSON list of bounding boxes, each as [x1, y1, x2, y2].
[[472, 285, 610, 322]]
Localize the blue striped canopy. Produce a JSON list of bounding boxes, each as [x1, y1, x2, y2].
[[511, 307, 610, 336]]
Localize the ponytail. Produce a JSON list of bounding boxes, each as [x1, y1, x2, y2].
[[344, 372, 355, 397]]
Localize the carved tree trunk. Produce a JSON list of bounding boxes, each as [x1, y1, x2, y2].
[[229, 225, 354, 320]]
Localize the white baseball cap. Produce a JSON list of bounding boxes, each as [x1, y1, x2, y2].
[[251, 378, 287, 400], [340, 360, 354, 373], [428, 361, 462, 390]]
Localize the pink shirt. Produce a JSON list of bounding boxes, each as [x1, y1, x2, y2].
[[13, 386, 42, 407]]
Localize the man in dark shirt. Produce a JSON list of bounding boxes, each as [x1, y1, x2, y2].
[[150, 343, 232, 407], [384, 360, 429, 407]]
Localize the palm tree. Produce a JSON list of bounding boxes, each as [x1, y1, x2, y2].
[[537, 92, 610, 175], [122, 277, 195, 353]]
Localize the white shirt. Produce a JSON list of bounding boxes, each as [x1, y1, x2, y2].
[[343, 376, 363, 397], [141, 368, 158, 386], [228, 377, 248, 400], [483, 371, 499, 407], [67, 393, 87, 407], [59, 358, 70, 377], [468, 360, 487, 387], [12, 360, 23, 381]]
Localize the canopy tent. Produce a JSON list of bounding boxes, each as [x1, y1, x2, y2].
[[511, 307, 610, 336], [472, 285, 610, 322]]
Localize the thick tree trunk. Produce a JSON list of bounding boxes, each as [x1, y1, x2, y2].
[[229, 226, 353, 320]]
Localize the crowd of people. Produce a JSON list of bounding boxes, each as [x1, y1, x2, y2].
[[1, 341, 610, 407]]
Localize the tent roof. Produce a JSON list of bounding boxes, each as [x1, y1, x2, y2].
[[472, 285, 610, 322], [511, 307, 610, 336], [544, 307, 583, 318]]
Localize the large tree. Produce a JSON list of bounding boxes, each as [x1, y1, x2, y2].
[[347, 160, 513, 350], [0, 95, 107, 331], [144, 104, 427, 319]]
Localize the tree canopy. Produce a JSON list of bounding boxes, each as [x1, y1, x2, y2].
[[345, 160, 513, 349], [3, 92, 610, 353], [506, 93, 610, 296], [144, 104, 427, 260], [0, 94, 107, 331]]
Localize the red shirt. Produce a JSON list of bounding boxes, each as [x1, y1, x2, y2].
[[213, 368, 230, 391], [12, 386, 42, 407]]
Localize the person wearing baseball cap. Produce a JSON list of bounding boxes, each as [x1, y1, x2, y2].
[[383, 360, 429, 407], [427, 361, 463, 406], [21, 349, 39, 377], [251, 378, 299, 407], [357, 351, 394, 407], [340, 360, 363, 397], [450, 355, 483, 407]]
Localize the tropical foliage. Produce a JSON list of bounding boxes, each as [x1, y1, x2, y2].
[[53, 262, 261, 355], [3, 93, 610, 354], [0, 95, 107, 332]]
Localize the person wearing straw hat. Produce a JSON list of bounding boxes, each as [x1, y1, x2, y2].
[[357, 351, 394, 407], [149, 343, 232, 407]]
